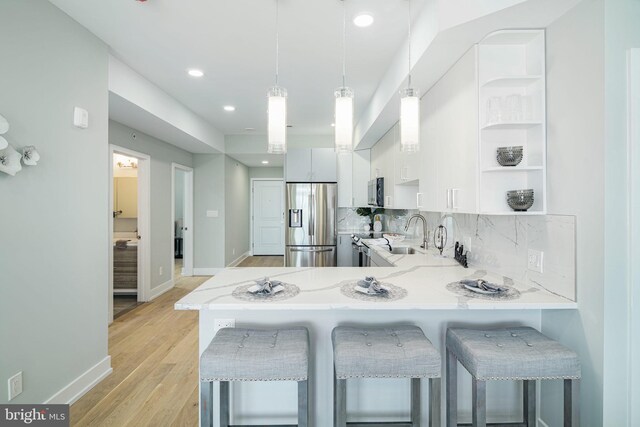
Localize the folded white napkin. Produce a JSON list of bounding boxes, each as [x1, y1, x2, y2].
[[355, 276, 389, 296], [247, 277, 285, 295], [460, 279, 505, 294]]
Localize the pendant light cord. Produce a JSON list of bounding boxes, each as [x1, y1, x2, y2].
[[342, 0, 346, 88], [275, 0, 280, 86], [407, 0, 412, 88]]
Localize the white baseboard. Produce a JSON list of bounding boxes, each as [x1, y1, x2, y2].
[[227, 251, 251, 267], [149, 279, 174, 300], [45, 356, 112, 405], [193, 268, 222, 276]]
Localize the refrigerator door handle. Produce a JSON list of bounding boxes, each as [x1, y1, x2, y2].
[[290, 248, 333, 253], [309, 193, 315, 236]]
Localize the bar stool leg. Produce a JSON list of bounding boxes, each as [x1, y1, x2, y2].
[[200, 381, 213, 427], [446, 350, 457, 427], [472, 378, 487, 427], [411, 378, 421, 426], [564, 379, 580, 427], [298, 380, 309, 427], [523, 380, 536, 426], [334, 371, 347, 427], [429, 377, 441, 427], [219, 381, 230, 427]]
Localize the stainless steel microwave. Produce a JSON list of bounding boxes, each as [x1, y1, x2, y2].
[[368, 178, 384, 207]]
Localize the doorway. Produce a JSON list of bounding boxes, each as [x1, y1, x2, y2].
[[172, 163, 194, 281], [251, 179, 285, 255], [108, 145, 151, 324]]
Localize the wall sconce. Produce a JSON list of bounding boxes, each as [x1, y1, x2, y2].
[[0, 113, 40, 176], [0, 145, 23, 176]]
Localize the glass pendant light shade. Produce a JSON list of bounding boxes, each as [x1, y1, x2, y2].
[[334, 87, 354, 153], [267, 86, 287, 154], [400, 87, 420, 152]]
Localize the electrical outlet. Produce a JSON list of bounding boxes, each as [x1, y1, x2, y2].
[[214, 319, 235, 331], [8, 372, 22, 401], [527, 249, 544, 273], [159, 266, 163, 276]]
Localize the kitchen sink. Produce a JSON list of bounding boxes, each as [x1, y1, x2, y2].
[[389, 247, 416, 255]]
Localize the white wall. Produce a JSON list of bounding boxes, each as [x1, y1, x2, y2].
[[0, 0, 109, 404], [193, 154, 226, 272], [225, 157, 250, 264], [110, 120, 193, 289], [541, 1, 605, 425], [602, 0, 640, 424], [249, 167, 283, 179]]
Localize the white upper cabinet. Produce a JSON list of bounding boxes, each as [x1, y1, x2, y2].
[[352, 150, 370, 207], [285, 148, 337, 182], [418, 29, 546, 215], [338, 150, 371, 207], [418, 46, 479, 214], [311, 148, 338, 182], [285, 148, 312, 181]]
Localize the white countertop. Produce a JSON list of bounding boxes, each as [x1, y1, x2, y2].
[[175, 241, 576, 311]]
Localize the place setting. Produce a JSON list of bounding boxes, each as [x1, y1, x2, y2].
[[232, 277, 301, 302], [340, 276, 407, 302], [446, 278, 521, 301]]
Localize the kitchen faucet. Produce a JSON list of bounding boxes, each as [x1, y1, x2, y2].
[[404, 214, 429, 249]]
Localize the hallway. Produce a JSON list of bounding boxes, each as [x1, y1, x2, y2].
[[71, 274, 210, 426]]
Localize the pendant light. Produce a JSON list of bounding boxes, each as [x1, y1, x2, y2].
[[268, 0, 287, 154], [400, 0, 420, 152], [334, 0, 354, 153]]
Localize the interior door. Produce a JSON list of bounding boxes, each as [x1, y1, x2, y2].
[[253, 180, 285, 255]]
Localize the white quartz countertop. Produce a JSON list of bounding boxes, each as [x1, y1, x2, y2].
[[175, 242, 576, 311]]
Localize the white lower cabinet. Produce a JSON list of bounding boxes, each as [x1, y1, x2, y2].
[[369, 249, 393, 267], [337, 235, 353, 267]]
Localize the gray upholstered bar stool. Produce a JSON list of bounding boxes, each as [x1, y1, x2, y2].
[[200, 327, 310, 427], [332, 325, 442, 427], [446, 327, 581, 427]]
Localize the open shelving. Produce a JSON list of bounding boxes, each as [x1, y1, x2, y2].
[[478, 29, 547, 215]]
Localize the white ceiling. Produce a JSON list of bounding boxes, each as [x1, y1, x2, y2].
[[226, 153, 284, 168], [49, 0, 425, 137]]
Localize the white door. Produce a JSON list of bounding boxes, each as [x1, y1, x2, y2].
[[253, 180, 285, 255]]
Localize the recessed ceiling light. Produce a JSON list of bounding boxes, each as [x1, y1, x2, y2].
[[353, 13, 374, 27], [331, 123, 335, 127], [261, 160, 269, 165], [244, 127, 255, 131], [223, 105, 236, 112], [188, 69, 204, 77]]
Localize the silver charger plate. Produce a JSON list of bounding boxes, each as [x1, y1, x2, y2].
[[446, 281, 521, 301], [232, 282, 301, 302], [340, 281, 407, 302]]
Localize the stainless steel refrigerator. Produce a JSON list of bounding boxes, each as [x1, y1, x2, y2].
[[285, 183, 337, 267]]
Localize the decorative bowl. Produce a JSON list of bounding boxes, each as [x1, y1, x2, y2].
[[506, 189, 534, 212], [496, 146, 523, 167]]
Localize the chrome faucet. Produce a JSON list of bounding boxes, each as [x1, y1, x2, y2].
[[404, 214, 429, 249]]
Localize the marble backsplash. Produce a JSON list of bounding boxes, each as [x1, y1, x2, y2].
[[337, 208, 418, 233], [337, 207, 576, 301]]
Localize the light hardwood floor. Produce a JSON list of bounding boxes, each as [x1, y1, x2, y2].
[[71, 274, 210, 427], [236, 255, 284, 267]]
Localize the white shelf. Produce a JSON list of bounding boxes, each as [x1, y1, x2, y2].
[[480, 210, 547, 216], [482, 166, 543, 173], [481, 121, 542, 130], [481, 75, 542, 88]]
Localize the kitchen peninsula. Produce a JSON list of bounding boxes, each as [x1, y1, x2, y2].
[[176, 242, 576, 425]]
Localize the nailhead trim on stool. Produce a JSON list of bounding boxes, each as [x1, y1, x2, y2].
[[332, 325, 442, 427], [446, 326, 581, 427], [200, 327, 310, 427]]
